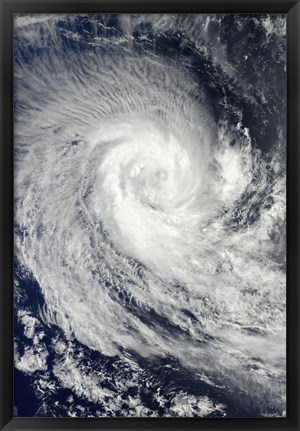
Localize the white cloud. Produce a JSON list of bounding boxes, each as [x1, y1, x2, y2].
[[15, 343, 48, 375]]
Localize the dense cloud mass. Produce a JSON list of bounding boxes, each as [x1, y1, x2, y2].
[[14, 13, 286, 417]]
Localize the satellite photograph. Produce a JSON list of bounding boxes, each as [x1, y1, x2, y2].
[[14, 13, 286, 418]]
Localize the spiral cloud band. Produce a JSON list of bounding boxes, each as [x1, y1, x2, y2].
[[14, 13, 286, 417]]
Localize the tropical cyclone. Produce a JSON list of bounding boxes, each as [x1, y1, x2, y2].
[[14, 13, 286, 417]]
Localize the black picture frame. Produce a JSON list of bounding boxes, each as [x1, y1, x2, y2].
[[1, 0, 299, 430]]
